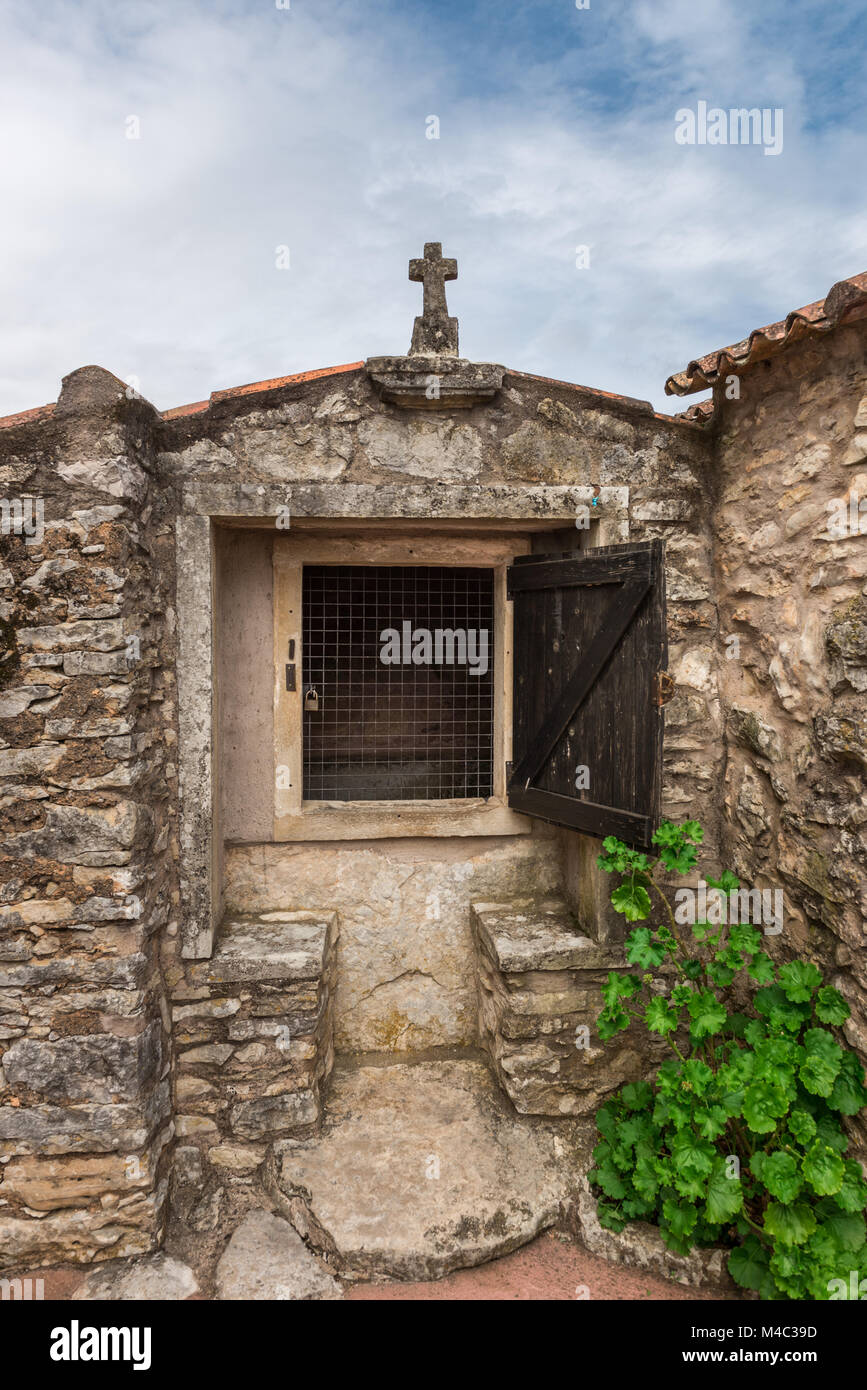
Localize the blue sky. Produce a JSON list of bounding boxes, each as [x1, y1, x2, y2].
[[1, 0, 866, 416]]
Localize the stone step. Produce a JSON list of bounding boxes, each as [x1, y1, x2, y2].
[[185, 910, 339, 986], [471, 896, 625, 973], [472, 895, 665, 1117], [172, 910, 339, 1150], [268, 1057, 585, 1281]]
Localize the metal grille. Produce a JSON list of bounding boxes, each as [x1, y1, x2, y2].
[[302, 565, 494, 801]]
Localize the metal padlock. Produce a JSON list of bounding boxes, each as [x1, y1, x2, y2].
[[304, 686, 320, 712]]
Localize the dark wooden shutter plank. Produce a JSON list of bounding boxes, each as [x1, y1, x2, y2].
[[507, 539, 666, 848], [544, 577, 618, 806], [509, 575, 651, 788], [512, 564, 541, 796], [507, 786, 650, 842], [507, 551, 651, 593]]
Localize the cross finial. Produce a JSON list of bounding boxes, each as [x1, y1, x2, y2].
[[408, 241, 459, 356]]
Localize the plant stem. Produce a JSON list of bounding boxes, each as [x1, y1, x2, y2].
[[647, 874, 689, 973]]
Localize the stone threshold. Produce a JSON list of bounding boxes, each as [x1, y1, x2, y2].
[[266, 1055, 586, 1282]]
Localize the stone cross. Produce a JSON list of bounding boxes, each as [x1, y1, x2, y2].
[[408, 242, 460, 356]]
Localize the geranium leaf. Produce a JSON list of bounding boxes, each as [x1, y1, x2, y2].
[[704, 1157, 744, 1224], [728, 1237, 770, 1290], [815, 986, 850, 1026], [612, 883, 652, 922], [802, 1141, 846, 1197], [763, 1201, 817, 1246], [747, 953, 776, 985], [687, 989, 728, 1039], [625, 925, 666, 965], [787, 1109, 817, 1145], [755, 1151, 802, 1204], [778, 960, 822, 1002], [620, 1081, 653, 1112], [645, 996, 679, 1035]]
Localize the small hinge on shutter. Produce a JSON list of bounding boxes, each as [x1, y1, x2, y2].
[[654, 670, 676, 706], [505, 760, 513, 786]]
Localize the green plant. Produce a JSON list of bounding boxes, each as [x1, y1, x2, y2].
[[588, 819, 867, 1300]]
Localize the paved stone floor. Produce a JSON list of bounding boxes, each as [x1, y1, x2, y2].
[[270, 1056, 586, 1280], [13, 1231, 725, 1301], [346, 1232, 726, 1300], [7, 1059, 734, 1300]]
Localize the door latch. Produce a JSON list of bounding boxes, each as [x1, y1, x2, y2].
[[304, 686, 320, 712], [654, 671, 676, 707]]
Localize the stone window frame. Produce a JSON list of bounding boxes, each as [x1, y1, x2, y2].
[[272, 530, 528, 842], [175, 482, 628, 961]]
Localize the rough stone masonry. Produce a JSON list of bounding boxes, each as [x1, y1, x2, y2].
[[0, 250, 865, 1272]]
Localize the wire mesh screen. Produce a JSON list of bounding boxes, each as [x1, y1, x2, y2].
[[302, 565, 494, 801]]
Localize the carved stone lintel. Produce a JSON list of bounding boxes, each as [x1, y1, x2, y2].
[[366, 355, 504, 410]]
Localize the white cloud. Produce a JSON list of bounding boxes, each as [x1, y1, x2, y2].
[[0, 0, 865, 416]]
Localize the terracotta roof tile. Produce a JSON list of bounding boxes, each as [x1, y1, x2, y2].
[[506, 369, 692, 425], [207, 361, 365, 407], [665, 272, 867, 396], [160, 399, 209, 421], [674, 398, 714, 424], [0, 402, 55, 430], [162, 361, 365, 420]]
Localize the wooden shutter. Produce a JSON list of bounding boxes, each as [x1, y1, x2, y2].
[[507, 540, 667, 848]]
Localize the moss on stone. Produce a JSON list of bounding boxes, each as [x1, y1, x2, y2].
[[0, 614, 19, 687], [826, 593, 867, 664], [371, 1008, 412, 1051]]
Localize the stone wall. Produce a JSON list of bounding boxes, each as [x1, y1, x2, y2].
[[712, 321, 867, 1148], [0, 368, 176, 1268], [0, 351, 723, 1265]]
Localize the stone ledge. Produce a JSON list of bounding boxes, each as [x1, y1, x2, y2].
[[366, 355, 505, 409], [571, 1171, 738, 1294], [472, 898, 626, 972], [182, 481, 603, 521], [185, 911, 338, 986]]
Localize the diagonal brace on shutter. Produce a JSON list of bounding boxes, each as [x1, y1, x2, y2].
[[508, 574, 652, 791]]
